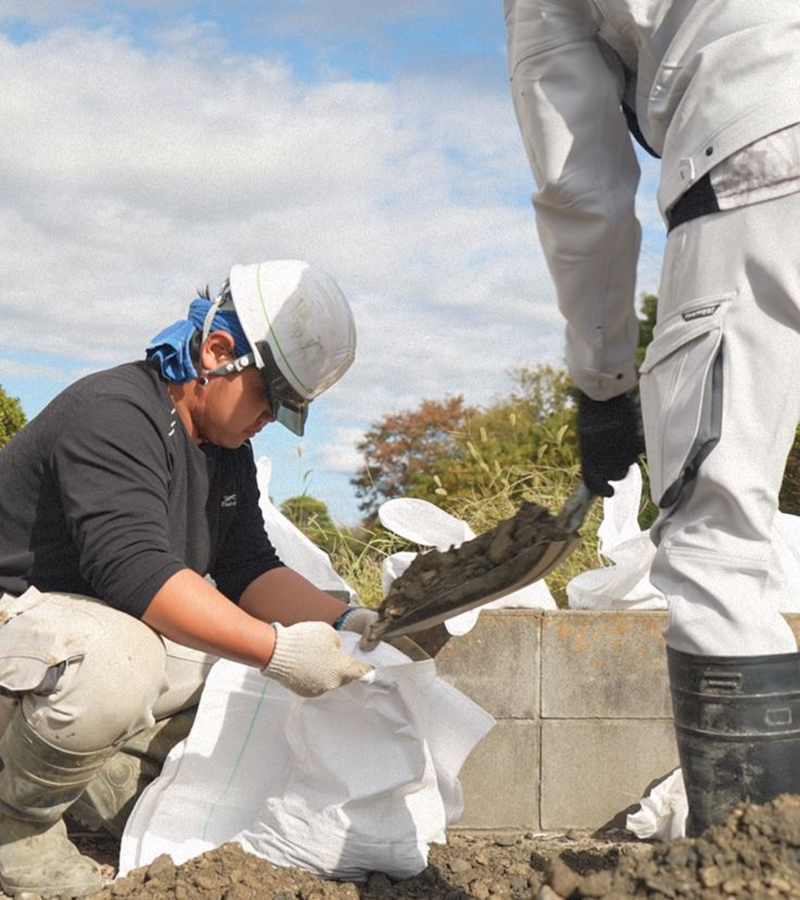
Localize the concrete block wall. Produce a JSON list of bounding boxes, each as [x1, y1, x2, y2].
[[426, 609, 800, 832], [538, 611, 677, 831], [433, 611, 541, 830]]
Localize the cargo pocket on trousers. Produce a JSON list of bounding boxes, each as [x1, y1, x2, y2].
[[639, 294, 733, 509], [0, 588, 107, 695]]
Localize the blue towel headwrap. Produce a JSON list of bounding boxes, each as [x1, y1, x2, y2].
[[146, 298, 252, 383]]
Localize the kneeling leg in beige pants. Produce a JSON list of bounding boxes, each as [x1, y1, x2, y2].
[[0, 588, 217, 897]]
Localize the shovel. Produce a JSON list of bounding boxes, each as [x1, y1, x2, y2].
[[361, 482, 596, 649]]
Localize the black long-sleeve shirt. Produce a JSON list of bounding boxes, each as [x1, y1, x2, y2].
[[0, 361, 283, 617]]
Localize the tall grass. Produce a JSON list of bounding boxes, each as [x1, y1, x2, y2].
[[325, 526, 410, 608]]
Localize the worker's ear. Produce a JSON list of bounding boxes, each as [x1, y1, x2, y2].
[[200, 331, 236, 370]]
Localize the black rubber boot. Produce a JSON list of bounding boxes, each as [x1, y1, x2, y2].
[[668, 646, 800, 836]]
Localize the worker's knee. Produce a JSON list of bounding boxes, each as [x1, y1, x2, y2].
[[0, 590, 170, 752]]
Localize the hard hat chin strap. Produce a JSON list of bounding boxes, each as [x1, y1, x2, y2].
[[200, 288, 254, 382], [200, 293, 225, 348]]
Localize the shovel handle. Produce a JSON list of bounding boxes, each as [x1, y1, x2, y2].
[[557, 482, 596, 533]]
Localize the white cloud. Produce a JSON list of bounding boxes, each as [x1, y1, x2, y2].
[[0, 18, 665, 525], [0, 357, 85, 383], [0, 1, 455, 30], [0, 25, 564, 433], [0, 1, 190, 26], [248, 1, 489, 45], [317, 426, 365, 474]]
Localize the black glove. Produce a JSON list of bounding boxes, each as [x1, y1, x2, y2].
[[576, 390, 644, 497]]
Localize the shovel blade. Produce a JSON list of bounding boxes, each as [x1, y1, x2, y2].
[[361, 533, 581, 648], [361, 483, 596, 650]]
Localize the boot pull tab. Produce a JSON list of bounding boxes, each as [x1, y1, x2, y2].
[[699, 671, 742, 694]]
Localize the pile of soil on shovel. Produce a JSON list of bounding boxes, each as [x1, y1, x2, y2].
[[42, 793, 800, 900], [379, 501, 565, 613]]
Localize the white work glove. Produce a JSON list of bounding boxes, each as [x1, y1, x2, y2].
[[262, 622, 373, 698], [333, 606, 379, 636]]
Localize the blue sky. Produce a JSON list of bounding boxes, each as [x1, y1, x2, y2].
[[0, 2, 664, 524]]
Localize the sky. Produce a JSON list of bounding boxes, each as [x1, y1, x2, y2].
[[0, 1, 665, 525]]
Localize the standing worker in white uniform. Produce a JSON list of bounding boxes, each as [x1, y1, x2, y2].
[[0, 259, 378, 898], [505, 0, 800, 833]]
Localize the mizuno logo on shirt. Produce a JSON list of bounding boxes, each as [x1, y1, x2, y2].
[[221, 494, 237, 508]]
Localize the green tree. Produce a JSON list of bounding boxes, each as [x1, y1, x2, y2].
[[422, 383, 579, 506], [280, 495, 337, 554], [0, 386, 25, 450], [508, 363, 574, 416], [350, 367, 579, 518], [281, 495, 334, 532]]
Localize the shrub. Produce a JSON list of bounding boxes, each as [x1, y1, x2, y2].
[[0, 386, 25, 450]]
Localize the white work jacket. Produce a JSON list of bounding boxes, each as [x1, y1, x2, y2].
[[505, 0, 800, 400]]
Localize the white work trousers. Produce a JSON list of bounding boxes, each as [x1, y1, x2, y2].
[[0, 588, 216, 752], [641, 190, 800, 656]]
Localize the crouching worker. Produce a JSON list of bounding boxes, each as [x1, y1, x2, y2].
[[0, 259, 379, 898]]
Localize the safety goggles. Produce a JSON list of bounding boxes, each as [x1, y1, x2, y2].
[[254, 341, 310, 436], [205, 341, 310, 436]]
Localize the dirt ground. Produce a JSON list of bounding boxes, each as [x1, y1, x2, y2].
[[13, 793, 794, 900], [62, 825, 650, 900]]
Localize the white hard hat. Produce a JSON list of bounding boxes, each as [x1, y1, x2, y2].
[[202, 260, 356, 436]]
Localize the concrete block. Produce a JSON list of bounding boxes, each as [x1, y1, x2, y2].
[[435, 610, 541, 719], [541, 611, 671, 719], [540, 719, 679, 830], [456, 719, 540, 830]]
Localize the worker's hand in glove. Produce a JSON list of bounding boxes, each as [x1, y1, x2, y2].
[[262, 621, 373, 698], [576, 390, 644, 498], [333, 606, 379, 636]]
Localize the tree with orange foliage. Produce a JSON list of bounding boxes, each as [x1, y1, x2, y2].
[[351, 395, 476, 519]]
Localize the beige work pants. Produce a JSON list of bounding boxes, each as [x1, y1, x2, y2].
[[642, 189, 800, 656], [0, 588, 217, 752]]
